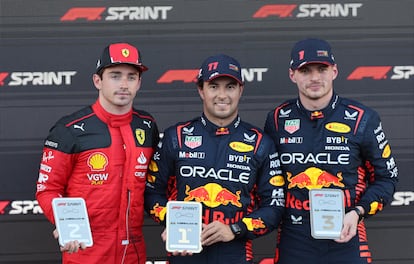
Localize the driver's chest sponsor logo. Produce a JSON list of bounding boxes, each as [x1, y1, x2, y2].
[[284, 119, 300, 134], [185, 135, 202, 149]]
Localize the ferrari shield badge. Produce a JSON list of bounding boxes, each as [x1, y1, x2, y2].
[[135, 129, 145, 145]]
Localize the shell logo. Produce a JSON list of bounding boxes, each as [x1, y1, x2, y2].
[[229, 141, 254, 153], [87, 152, 108, 171]]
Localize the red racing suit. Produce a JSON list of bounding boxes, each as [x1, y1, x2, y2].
[[264, 94, 398, 264], [36, 100, 159, 264], [145, 115, 285, 264]]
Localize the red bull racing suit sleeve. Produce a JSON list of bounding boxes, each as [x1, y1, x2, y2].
[[353, 107, 398, 216], [144, 125, 177, 224]]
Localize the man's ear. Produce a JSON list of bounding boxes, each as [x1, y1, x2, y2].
[[289, 68, 297, 83], [92, 74, 102, 90]]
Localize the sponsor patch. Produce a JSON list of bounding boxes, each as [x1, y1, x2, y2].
[[135, 129, 145, 145], [87, 152, 108, 171], [269, 175, 285, 186], [229, 142, 254, 153], [284, 119, 300, 134], [325, 122, 351, 133], [185, 136, 202, 149]]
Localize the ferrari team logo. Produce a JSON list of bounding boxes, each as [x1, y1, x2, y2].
[[121, 48, 130, 58], [135, 129, 145, 145]]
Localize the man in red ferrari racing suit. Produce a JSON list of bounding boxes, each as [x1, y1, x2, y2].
[[36, 43, 159, 264], [145, 54, 285, 264], [264, 38, 398, 264]]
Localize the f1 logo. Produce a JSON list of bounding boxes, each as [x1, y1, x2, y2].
[[60, 7, 106, 21], [347, 66, 414, 80]]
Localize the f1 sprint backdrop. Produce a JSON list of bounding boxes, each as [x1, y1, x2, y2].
[[0, 0, 413, 263]]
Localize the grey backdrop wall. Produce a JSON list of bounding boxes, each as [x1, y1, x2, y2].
[[0, 0, 413, 263]]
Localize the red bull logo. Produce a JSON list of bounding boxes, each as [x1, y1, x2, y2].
[[184, 183, 242, 208], [150, 203, 166, 221], [287, 167, 344, 190], [368, 201, 384, 215], [146, 173, 156, 184], [242, 217, 266, 231]]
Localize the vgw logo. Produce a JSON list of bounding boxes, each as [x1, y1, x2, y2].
[[347, 66, 414, 80], [157, 68, 268, 83], [60, 6, 173, 21], [253, 3, 363, 18], [0, 71, 76, 86]]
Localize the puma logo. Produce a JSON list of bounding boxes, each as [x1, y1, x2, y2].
[[74, 123, 85, 131]]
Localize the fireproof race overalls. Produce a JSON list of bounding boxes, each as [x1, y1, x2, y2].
[[264, 94, 398, 264], [36, 100, 159, 264], [144, 114, 285, 264]]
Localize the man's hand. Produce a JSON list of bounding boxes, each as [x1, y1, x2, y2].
[[201, 221, 235, 246], [335, 207, 363, 243], [53, 229, 86, 253]]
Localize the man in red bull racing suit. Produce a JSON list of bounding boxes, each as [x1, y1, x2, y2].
[[264, 38, 398, 264], [36, 43, 159, 264], [145, 54, 285, 264]]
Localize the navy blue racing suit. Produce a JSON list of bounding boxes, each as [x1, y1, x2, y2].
[[145, 114, 285, 264], [264, 94, 398, 264]]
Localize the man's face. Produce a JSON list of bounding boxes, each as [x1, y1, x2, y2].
[[289, 63, 338, 103], [93, 64, 142, 114], [198, 76, 243, 127]]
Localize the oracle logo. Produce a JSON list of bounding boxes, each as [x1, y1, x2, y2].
[[347, 66, 414, 80], [61, 6, 173, 22], [253, 3, 363, 18]]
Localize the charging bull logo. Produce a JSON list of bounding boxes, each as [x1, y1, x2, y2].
[[184, 183, 242, 208], [287, 167, 344, 190], [242, 217, 266, 231], [150, 203, 166, 221]]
